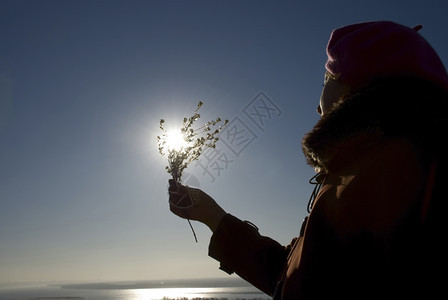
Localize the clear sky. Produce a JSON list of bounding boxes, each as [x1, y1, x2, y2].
[[1, 0, 448, 283]]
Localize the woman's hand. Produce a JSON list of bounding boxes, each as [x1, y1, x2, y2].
[[168, 179, 227, 232]]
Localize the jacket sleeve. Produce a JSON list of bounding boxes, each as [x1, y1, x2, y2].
[[208, 214, 289, 296]]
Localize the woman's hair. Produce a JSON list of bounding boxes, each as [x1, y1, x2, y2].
[[339, 76, 448, 140]]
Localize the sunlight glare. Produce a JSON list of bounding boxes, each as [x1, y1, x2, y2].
[[165, 129, 187, 152], [134, 287, 215, 299]]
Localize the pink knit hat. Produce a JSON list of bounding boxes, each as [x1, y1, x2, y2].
[[326, 21, 448, 93]]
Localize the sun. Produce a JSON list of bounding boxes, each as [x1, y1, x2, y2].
[[165, 129, 187, 152]]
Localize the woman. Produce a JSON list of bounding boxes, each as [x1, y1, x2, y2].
[[168, 21, 448, 299]]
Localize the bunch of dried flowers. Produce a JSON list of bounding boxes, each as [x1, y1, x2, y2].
[[157, 101, 228, 184], [157, 101, 228, 242]]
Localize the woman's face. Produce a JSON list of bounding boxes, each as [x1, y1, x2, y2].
[[318, 72, 351, 115]]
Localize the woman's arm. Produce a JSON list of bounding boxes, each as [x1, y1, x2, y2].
[[168, 181, 289, 296], [209, 214, 288, 296]]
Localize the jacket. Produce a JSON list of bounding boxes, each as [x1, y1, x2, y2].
[[208, 79, 448, 299]]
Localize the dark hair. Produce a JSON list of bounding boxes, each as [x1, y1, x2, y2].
[[341, 77, 448, 142]]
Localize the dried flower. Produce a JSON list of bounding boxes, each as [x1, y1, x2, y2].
[[157, 101, 228, 184]]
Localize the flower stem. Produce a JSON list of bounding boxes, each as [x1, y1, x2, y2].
[[187, 219, 198, 243]]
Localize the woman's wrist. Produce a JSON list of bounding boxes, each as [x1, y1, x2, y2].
[[206, 208, 227, 232]]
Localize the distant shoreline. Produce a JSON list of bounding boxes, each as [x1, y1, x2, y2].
[[56, 277, 252, 290], [0, 277, 247, 289]]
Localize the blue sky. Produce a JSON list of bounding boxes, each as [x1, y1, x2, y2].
[[1, 0, 448, 283]]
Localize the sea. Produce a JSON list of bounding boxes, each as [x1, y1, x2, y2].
[[0, 278, 271, 300]]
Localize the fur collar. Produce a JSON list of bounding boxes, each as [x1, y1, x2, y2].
[[302, 96, 384, 173]]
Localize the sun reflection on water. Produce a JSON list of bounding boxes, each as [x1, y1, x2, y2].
[[133, 287, 217, 299]]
